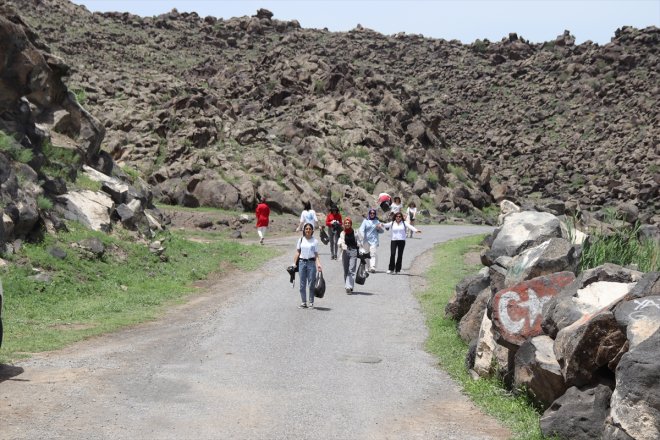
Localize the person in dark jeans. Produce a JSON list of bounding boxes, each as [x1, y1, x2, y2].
[[325, 205, 343, 260], [382, 212, 421, 274]]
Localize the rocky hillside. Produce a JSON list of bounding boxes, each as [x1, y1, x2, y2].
[[5, 0, 660, 223]]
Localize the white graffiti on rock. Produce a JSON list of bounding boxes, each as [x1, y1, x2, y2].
[[498, 288, 552, 334]]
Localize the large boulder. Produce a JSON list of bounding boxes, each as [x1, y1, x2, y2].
[[472, 310, 510, 378], [56, 190, 113, 232], [604, 329, 660, 440], [540, 384, 613, 440], [614, 295, 660, 350], [554, 311, 627, 387], [445, 267, 490, 321], [543, 264, 642, 338], [489, 211, 562, 259], [458, 286, 490, 343], [504, 237, 578, 287], [514, 335, 566, 407], [491, 271, 576, 348]]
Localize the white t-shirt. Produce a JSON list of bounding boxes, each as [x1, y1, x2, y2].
[[297, 236, 319, 259], [300, 209, 318, 229], [383, 220, 418, 241], [406, 206, 417, 220], [390, 203, 402, 214]]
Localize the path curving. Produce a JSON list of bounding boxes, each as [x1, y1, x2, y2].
[[0, 225, 511, 440]]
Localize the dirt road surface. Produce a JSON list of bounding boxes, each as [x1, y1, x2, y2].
[[0, 225, 512, 440]]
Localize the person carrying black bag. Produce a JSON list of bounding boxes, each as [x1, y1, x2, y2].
[[293, 223, 323, 309], [337, 217, 360, 294]]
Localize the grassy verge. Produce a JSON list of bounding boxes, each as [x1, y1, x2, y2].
[[417, 234, 544, 440], [0, 224, 279, 364]]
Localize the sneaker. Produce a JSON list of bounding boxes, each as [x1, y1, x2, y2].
[[395, 271, 400, 275], [309, 303, 314, 309], [345, 287, 351, 294], [259, 237, 264, 245], [298, 302, 307, 309], [369, 268, 376, 273], [386, 270, 392, 274]]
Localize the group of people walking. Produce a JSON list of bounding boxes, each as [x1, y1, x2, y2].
[[256, 195, 421, 308]]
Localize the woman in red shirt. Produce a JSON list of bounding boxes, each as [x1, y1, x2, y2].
[[325, 205, 343, 260], [255, 196, 270, 245]]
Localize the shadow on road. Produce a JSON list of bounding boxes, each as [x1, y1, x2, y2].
[[0, 364, 25, 383]]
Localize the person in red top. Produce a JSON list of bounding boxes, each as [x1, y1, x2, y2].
[[255, 196, 270, 245], [325, 204, 343, 260]]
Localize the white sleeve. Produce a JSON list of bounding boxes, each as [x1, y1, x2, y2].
[[404, 222, 419, 233]]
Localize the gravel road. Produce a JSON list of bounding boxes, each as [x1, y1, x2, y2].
[[0, 225, 511, 440]]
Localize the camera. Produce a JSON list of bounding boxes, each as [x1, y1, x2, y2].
[[286, 265, 298, 284]]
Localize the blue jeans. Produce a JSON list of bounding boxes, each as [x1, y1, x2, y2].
[[299, 259, 317, 304]]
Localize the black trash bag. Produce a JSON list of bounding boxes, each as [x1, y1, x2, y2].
[[355, 261, 369, 285], [314, 271, 326, 298], [319, 227, 330, 245]]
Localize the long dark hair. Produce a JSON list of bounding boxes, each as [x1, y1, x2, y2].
[[303, 201, 311, 211]]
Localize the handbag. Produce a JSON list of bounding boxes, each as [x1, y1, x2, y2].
[[355, 261, 368, 285], [314, 271, 326, 298], [319, 227, 330, 245]]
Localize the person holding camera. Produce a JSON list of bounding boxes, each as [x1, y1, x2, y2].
[[337, 217, 359, 293], [293, 223, 322, 309], [325, 205, 343, 260]]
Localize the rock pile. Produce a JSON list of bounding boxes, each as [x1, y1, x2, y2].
[[448, 204, 659, 439], [7, 0, 659, 223], [0, 4, 167, 250]]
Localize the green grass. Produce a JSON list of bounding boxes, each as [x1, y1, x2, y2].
[[418, 234, 545, 439], [0, 224, 278, 363], [579, 222, 659, 272]]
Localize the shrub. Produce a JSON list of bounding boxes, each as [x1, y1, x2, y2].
[[337, 174, 352, 185], [36, 195, 53, 211], [0, 130, 33, 163], [405, 170, 418, 184]]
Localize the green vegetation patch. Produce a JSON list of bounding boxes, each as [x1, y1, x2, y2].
[[418, 234, 544, 439], [0, 225, 278, 363], [577, 222, 659, 273]]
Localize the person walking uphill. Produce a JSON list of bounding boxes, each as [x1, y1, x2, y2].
[[293, 223, 323, 309], [383, 211, 421, 274], [337, 217, 359, 294], [255, 196, 270, 245], [325, 205, 343, 260], [358, 208, 385, 273], [296, 201, 319, 232]]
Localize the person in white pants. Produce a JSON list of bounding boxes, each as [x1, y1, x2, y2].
[[358, 208, 385, 272]]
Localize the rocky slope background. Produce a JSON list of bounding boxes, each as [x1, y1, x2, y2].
[[4, 0, 658, 225], [0, 2, 167, 251]]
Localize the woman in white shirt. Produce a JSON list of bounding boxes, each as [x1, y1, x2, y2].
[[382, 212, 421, 274], [296, 201, 319, 232], [405, 201, 417, 238], [294, 223, 323, 308]]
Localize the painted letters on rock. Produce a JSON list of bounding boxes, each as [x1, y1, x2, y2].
[[492, 271, 576, 347]]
